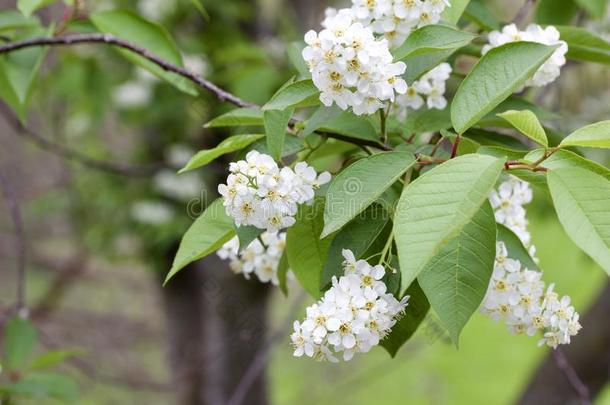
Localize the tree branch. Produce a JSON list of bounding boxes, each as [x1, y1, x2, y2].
[[0, 108, 165, 177], [0, 169, 26, 313], [0, 34, 393, 152], [0, 33, 256, 109], [513, 0, 537, 26]]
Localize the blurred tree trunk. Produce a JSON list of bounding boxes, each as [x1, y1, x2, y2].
[[160, 254, 271, 405], [519, 283, 610, 405]]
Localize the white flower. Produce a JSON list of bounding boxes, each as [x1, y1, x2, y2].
[[216, 231, 288, 286], [483, 178, 581, 348], [483, 24, 568, 88], [302, 8, 408, 115], [153, 170, 203, 202], [218, 152, 330, 232], [392, 62, 452, 120], [292, 249, 408, 362]]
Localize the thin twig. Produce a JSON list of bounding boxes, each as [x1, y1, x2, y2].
[[0, 169, 26, 313], [450, 134, 461, 158], [552, 348, 591, 405], [0, 108, 165, 177], [513, 0, 537, 26], [0, 34, 391, 152], [0, 33, 256, 109]]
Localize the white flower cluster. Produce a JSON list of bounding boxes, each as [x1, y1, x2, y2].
[[393, 62, 452, 120], [483, 177, 581, 348], [482, 243, 581, 348], [489, 176, 535, 257], [351, 0, 451, 48], [291, 250, 408, 362], [303, 8, 408, 115], [217, 232, 286, 285], [218, 151, 331, 232], [482, 24, 568, 88]]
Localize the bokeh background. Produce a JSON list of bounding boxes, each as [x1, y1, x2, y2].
[[0, 0, 609, 404]]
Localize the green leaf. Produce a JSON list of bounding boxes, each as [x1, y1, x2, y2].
[[287, 42, 310, 78], [536, 0, 578, 25], [286, 199, 332, 298], [322, 152, 416, 237], [277, 251, 290, 296], [165, 199, 235, 284], [0, 27, 49, 121], [4, 317, 37, 370], [0, 10, 40, 31], [560, 120, 610, 149], [247, 135, 304, 158], [17, 0, 55, 18], [478, 145, 528, 161], [264, 108, 294, 161], [404, 48, 456, 84], [497, 110, 548, 147], [497, 224, 539, 271], [575, 0, 607, 18], [90, 10, 198, 96], [28, 349, 84, 371], [235, 225, 263, 253], [179, 134, 264, 173], [302, 106, 343, 137], [463, 1, 500, 31], [322, 204, 390, 286], [393, 25, 476, 61], [404, 107, 452, 135], [7, 372, 78, 402], [548, 167, 610, 275], [526, 149, 610, 180], [557, 26, 610, 65], [418, 201, 496, 345], [394, 154, 504, 293], [380, 281, 430, 357], [263, 79, 319, 111], [205, 108, 263, 128], [441, 0, 471, 24], [466, 128, 530, 150], [318, 111, 380, 143], [451, 42, 557, 134]]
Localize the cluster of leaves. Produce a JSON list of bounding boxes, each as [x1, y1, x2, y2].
[[0, 317, 80, 403], [1, 0, 610, 359], [165, 1, 610, 355]]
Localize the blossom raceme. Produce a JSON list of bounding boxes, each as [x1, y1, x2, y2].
[[291, 249, 408, 362], [302, 8, 407, 115], [218, 151, 331, 232], [482, 24, 568, 88], [217, 232, 287, 285], [351, 0, 451, 48], [393, 62, 452, 120], [481, 242, 581, 348], [482, 177, 581, 348]]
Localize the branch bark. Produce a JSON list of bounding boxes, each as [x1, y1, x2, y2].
[[0, 107, 165, 177], [0, 33, 256, 109]]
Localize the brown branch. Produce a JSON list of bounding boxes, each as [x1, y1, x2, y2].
[[0, 33, 256, 109], [0, 34, 392, 152], [513, 0, 537, 26], [552, 348, 591, 404], [0, 169, 26, 313], [0, 108, 165, 177]]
